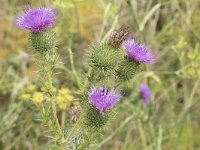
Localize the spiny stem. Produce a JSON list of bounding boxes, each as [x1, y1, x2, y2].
[[51, 100, 62, 135], [41, 51, 66, 149], [45, 53, 62, 135]]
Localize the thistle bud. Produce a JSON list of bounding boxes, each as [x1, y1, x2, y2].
[[115, 56, 140, 81], [108, 26, 129, 48], [90, 43, 123, 71], [30, 30, 56, 53]]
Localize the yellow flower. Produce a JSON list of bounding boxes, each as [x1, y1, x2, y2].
[[19, 93, 31, 101], [59, 88, 74, 101], [41, 86, 56, 93], [73, 101, 80, 106], [27, 84, 36, 92], [59, 88, 71, 95], [56, 96, 65, 103], [56, 96, 70, 110], [32, 92, 45, 104], [187, 52, 196, 60], [55, 87, 75, 110], [57, 102, 70, 110], [64, 94, 74, 101], [40, 86, 46, 92], [187, 68, 195, 77]]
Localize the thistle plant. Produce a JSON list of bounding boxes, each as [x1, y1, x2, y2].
[[15, 5, 66, 148], [15, 4, 157, 149]]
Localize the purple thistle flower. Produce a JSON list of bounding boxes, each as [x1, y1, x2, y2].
[[15, 6, 57, 32], [140, 83, 152, 105], [89, 86, 121, 116], [125, 40, 156, 64]]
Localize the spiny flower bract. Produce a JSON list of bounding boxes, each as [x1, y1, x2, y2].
[[115, 56, 140, 81], [90, 43, 123, 71], [89, 86, 121, 116], [30, 29, 56, 52], [125, 40, 156, 64], [15, 6, 57, 32], [140, 83, 151, 105]]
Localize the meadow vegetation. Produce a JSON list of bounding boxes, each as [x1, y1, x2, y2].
[[0, 0, 200, 149]]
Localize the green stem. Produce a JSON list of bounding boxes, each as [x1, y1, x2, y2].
[[45, 53, 62, 135], [99, 114, 134, 146], [67, 41, 81, 90], [61, 111, 66, 129], [137, 119, 148, 150], [188, 79, 200, 107], [51, 100, 62, 135], [127, 0, 140, 31], [122, 123, 132, 150], [47, 70, 53, 94], [157, 125, 162, 150], [42, 51, 66, 149]]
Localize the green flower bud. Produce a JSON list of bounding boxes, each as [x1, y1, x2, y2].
[[90, 43, 123, 71], [115, 56, 140, 81], [30, 30, 56, 53]]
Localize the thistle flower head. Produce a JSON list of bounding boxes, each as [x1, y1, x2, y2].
[[140, 83, 151, 105], [89, 86, 121, 116], [125, 40, 156, 64], [15, 6, 57, 32]]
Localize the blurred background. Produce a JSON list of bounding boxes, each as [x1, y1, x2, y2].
[[0, 0, 200, 149]]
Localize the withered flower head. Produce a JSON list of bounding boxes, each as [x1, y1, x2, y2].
[[108, 26, 129, 48]]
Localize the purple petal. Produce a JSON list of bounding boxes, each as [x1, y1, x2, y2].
[[140, 83, 151, 105], [15, 7, 57, 32], [103, 89, 121, 112], [89, 86, 121, 116], [125, 40, 156, 64]]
